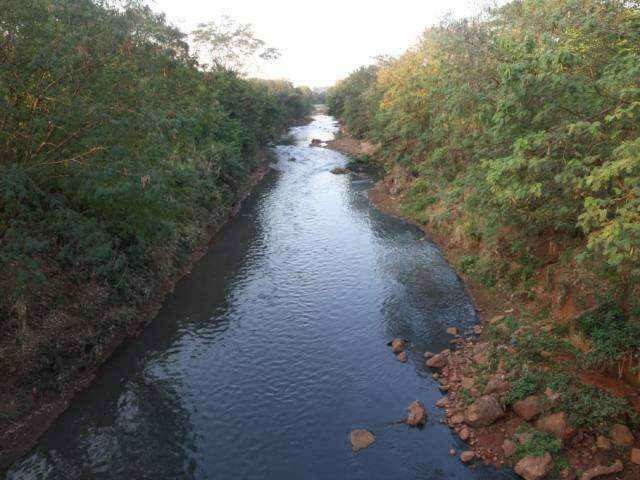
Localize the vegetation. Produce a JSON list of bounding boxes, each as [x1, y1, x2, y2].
[[0, 0, 312, 426], [328, 0, 640, 375], [328, 0, 640, 299]]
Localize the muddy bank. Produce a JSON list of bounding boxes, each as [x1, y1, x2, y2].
[[0, 149, 275, 472]]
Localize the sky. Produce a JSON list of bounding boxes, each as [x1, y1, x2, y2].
[[147, 0, 483, 87]]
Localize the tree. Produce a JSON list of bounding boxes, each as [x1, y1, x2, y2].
[[191, 16, 280, 74]]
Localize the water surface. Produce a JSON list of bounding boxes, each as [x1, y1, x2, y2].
[[8, 115, 515, 480]]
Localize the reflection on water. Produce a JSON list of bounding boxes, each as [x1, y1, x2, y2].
[[8, 115, 515, 479]]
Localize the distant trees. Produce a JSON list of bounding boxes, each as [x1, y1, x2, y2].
[[328, 0, 640, 299]]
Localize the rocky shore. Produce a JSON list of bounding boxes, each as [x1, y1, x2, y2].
[[327, 127, 640, 480]]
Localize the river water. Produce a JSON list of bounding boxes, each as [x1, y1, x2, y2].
[[8, 115, 515, 479]]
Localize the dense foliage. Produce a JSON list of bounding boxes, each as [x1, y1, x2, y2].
[[328, 0, 640, 306], [0, 0, 311, 413]]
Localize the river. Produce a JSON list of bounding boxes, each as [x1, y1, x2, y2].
[[8, 115, 515, 479]]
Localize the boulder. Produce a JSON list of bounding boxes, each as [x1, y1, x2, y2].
[[631, 448, 640, 465], [579, 459, 623, 480], [330, 167, 350, 174], [483, 374, 510, 396], [396, 351, 408, 363], [513, 395, 541, 421], [446, 327, 460, 336], [465, 395, 504, 428], [502, 439, 516, 458], [610, 423, 634, 447], [460, 451, 475, 463], [405, 400, 427, 426], [350, 429, 375, 451], [514, 453, 554, 480], [436, 397, 448, 408], [424, 351, 435, 359], [535, 412, 574, 441], [426, 353, 447, 369], [459, 427, 471, 441], [391, 338, 405, 354]]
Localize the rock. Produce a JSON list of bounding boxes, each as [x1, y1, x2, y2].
[[459, 427, 471, 441], [446, 327, 460, 336], [330, 167, 350, 174], [502, 439, 516, 458], [350, 429, 375, 451], [449, 449, 456, 456], [426, 353, 447, 369], [514, 453, 554, 480], [424, 351, 435, 359], [579, 459, 623, 480], [490, 315, 505, 324], [461, 377, 475, 390], [535, 412, 574, 441], [451, 413, 465, 424], [513, 395, 541, 421], [610, 423, 634, 447], [405, 400, 427, 426], [288, 157, 296, 162], [631, 448, 640, 465], [596, 435, 611, 450], [473, 325, 483, 334], [465, 395, 504, 428], [436, 398, 448, 408], [310, 138, 323, 145], [391, 338, 405, 354], [396, 351, 408, 363], [483, 374, 510, 396], [460, 451, 475, 463]]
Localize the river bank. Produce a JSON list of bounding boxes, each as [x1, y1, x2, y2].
[[327, 127, 640, 480], [0, 146, 277, 472], [7, 114, 517, 479]]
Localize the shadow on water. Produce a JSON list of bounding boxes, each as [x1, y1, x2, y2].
[[8, 115, 516, 480]]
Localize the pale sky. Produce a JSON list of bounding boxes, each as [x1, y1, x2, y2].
[[147, 0, 483, 87]]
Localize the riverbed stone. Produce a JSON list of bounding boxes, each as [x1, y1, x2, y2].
[[446, 327, 460, 336], [350, 429, 375, 451], [426, 353, 447, 369], [465, 395, 504, 428], [514, 452, 553, 480], [405, 400, 427, 426], [391, 338, 405, 353], [396, 351, 407, 363], [460, 451, 475, 463]]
